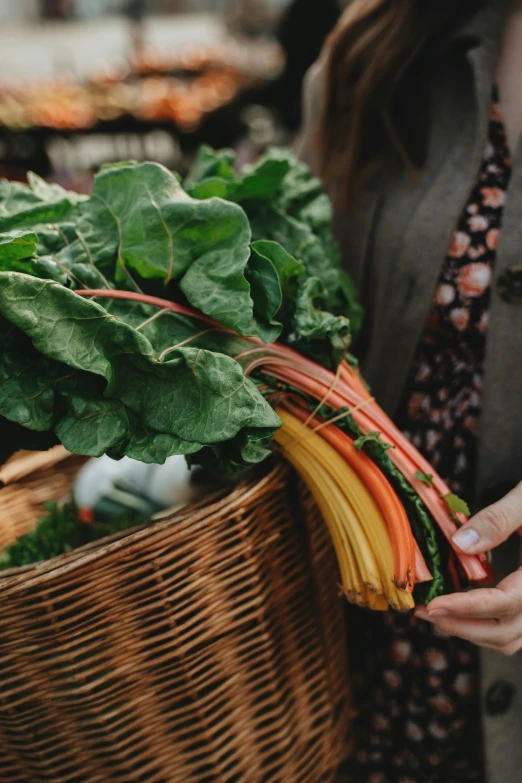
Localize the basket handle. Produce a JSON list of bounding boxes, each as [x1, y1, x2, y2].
[[0, 446, 71, 487]]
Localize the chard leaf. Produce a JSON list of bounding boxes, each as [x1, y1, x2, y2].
[[34, 222, 77, 256], [250, 239, 304, 298], [0, 175, 85, 231], [185, 178, 232, 201], [123, 425, 203, 464], [0, 229, 38, 264], [291, 277, 351, 362], [30, 254, 71, 284], [245, 240, 305, 344], [0, 314, 92, 432], [293, 190, 331, 229], [55, 395, 203, 462], [26, 172, 81, 204], [444, 493, 470, 518], [59, 161, 261, 335], [0, 272, 280, 453], [246, 246, 283, 343], [0, 231, 69, 284], [98, 298, 251, 361], [185, 146, 289, 203], [184, 145, 236, 187], [218, 427, 275, 466], [248, 249, 283, 321], [55, 395, 131, 456], [188, 147, 364, 340], [107, 348, 280, 444], [177, 196, 253, 333], [233, 153, 290, 202], [353, 431, 391, 453], [0, 348, 77, 431], [416, 470, 435, 487], [0, 339, 202, 462], [0, 325, 201, 464]]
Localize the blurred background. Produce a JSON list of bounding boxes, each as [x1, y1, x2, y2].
[[0, 0, 343, 191]]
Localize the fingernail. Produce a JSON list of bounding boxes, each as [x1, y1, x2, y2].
[[452, 526, 480, 552], [414, 609, 436, 624], [428, 609, 451, 618]]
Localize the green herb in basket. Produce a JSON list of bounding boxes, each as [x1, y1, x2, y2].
[[0, 500, 145, 570]]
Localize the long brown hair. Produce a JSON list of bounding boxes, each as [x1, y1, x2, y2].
[[317, 0, 484, 207]]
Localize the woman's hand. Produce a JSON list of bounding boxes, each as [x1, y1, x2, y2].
[[415, 482, 522, 656]]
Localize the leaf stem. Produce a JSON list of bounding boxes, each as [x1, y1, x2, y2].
[[76, 289, 222, 328], [158, 329, 216, 361], [74, 228, 113, 290], [135, 308, 172, 331]]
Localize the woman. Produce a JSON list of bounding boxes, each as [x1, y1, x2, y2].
[[298, 2, 522, 782]]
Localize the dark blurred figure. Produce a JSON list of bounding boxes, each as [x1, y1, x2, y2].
[[125, 0, 147, 57], [239, 0, 342, 133], [40, 0, 72, 19], [271, 0, 341, 131], [233, 0, 343, 160]]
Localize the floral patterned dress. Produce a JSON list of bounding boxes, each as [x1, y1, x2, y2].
[[343, 89, 512, 783]]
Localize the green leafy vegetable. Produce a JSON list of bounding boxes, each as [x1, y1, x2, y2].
[[416, 470, 435, 487], [0, 151, 361, 473], [184, 145, 236, 188], [0, 272, 279, 461], [354, 431, 392, 453], [186, 146, 364, 336], [443, 493, 470, 518], [290, 277, 351, 364], [59, 161, 259, 331], [0, 229, 38, 266], [0, 172, 85, 231], [0, 500, 144, 571], [185, 145, 290, 203]]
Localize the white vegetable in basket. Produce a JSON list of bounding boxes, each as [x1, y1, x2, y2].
[[73, 455, 204, 522]]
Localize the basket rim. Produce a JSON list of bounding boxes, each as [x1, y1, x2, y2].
[[0, 458, 287, 593]]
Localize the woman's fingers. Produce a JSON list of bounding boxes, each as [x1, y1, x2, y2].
[[426, 567, 522, 618], [415, 481, 522, 656], [426, 586, 516, 619], [451, 481, 522, 554], [415, 608, 522, 654], [415, 568, 522, 655], [431, 615, 522, 649]]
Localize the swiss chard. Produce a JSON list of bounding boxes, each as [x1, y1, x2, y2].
[[0, 153, 362, 468], [0, 152, 489, 603]]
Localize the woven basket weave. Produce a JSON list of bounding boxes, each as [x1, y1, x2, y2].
[[0, 450, 351, 783]]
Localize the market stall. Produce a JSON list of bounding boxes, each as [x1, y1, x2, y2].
[[0, 39, 283, 185]]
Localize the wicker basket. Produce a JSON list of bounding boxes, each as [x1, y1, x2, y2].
[[0, 449, 351, 783]]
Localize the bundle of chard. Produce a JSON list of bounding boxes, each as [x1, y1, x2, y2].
[[0, 150, 489, 608]]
